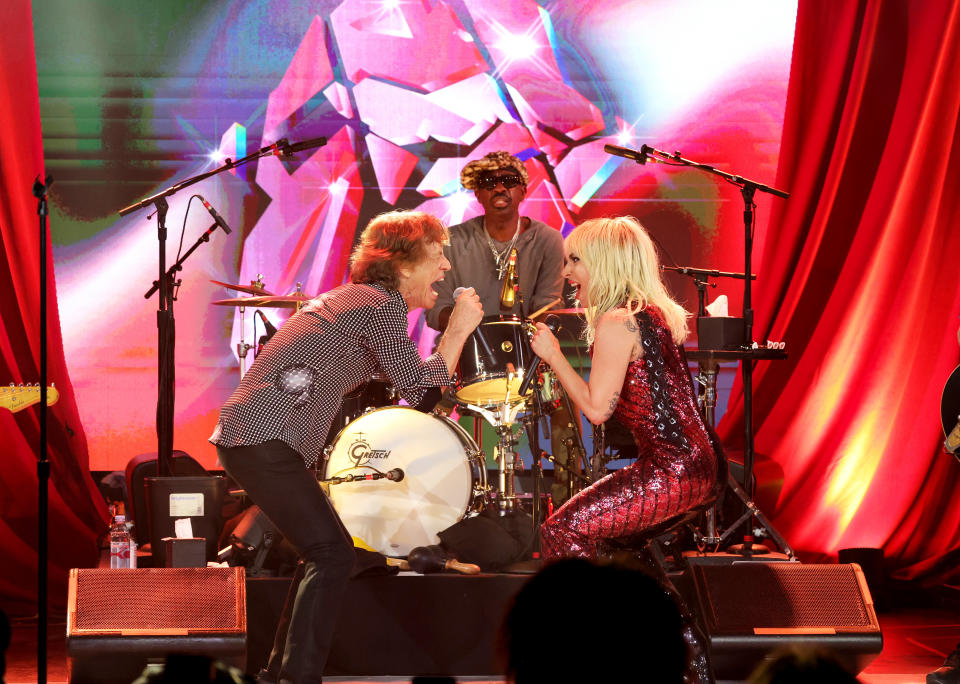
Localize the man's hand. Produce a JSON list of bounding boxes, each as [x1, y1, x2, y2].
[[436, 288, 483, 376], [447, 287, 483, 338]]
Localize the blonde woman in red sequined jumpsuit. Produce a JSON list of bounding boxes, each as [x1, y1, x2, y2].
[[530, 216, 719, 559]]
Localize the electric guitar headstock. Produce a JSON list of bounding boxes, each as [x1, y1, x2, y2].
[[0, 384, 60, 413]]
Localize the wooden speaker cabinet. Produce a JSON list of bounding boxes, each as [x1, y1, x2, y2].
[[683, 561, 882, 679], [67, 567, 246, 683]]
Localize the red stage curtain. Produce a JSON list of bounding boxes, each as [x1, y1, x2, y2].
[[0, 1, 108, 615], [717, 0, 960, 580]]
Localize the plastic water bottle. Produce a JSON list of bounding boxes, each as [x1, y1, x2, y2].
[[109, 515, 136, 568]]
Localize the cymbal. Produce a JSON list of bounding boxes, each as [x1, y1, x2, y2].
[[210, 279, 275, 296], [212, 294, 314, 308]]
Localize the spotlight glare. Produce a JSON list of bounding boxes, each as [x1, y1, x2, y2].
[[496, 33, 538, 61], [208, 149, 226, 165], [328, 177, 349, 196]]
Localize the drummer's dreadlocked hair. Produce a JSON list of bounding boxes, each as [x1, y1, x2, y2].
[[350, 210, 448, 290], [459, 151, 529, 191]]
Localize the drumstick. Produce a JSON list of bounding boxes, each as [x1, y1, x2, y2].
[[529, 298, 562, 320]]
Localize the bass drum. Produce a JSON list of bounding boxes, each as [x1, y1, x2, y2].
[[322, 406, 486, 556]]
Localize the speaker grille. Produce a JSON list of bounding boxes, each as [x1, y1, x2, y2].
[[69, 567, 245, 635], [692, 563, 878, 633]]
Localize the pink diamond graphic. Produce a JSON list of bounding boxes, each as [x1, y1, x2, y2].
[[263, 16, 334, 139], [365, 133, 419, 205]]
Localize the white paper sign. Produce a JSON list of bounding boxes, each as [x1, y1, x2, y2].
[[169, 492, 204, 517], [174, 517, 194, 539]]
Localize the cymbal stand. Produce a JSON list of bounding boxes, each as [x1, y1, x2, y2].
[[460, 373, 526, 514], [237, 304, 252, 381], [494, 425, 521, 513]]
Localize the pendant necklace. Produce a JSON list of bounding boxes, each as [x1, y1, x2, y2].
[[484, 218, 520, 280]]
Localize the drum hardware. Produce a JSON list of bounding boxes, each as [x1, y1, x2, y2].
[[236, 303, 252, 380], [320, 467, 404, 485], [494, 429, 522, 512]]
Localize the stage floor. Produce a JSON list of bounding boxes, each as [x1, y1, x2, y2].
[[5, 588, 959, 683]]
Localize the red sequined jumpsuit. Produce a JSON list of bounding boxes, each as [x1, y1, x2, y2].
[[541, 307, 718, 559]]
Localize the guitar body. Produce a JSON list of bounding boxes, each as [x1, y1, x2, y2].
[[942, 365, 960, 457]]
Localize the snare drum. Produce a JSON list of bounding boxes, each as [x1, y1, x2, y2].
[[322, 406, 486, 556], [456, 316, 535, 407]]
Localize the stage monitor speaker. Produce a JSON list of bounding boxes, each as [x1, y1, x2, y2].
[[685, 562, 882, 679], [66, 567, 247, 684]]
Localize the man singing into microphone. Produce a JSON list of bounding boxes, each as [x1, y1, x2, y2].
[[211, 210, 482, 683], [426, 151, 564, 331]]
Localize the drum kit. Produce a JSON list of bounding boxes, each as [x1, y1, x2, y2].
[[212, 278, 591, 557]]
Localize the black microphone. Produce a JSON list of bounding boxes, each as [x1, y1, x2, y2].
[[256, 310, 277, 337], [284, 136, 328, 155], [199, 196, 232, 234], [453, 286, 495, 360], [256, 310, 277, 353], [603, 143, 653, 165], [384, 468, 404, 482], [518, 314, 561, 396]]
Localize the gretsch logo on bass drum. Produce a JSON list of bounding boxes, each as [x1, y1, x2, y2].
[[347, 432, 391, 466]]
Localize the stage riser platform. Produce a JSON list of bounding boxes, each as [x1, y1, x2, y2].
[[246, 573, 527, 677]]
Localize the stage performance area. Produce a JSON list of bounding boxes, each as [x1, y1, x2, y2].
[[3, 0, 960, 682]]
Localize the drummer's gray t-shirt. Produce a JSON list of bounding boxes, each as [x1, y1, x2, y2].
[[425, 216, 564, 330]]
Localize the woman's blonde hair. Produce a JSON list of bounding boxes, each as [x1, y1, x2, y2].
[[568, 216, 690, 345]]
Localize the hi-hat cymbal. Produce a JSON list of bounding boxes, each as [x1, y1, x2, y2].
[[210, 279, 275, 296], [212, 294, 313, 308]]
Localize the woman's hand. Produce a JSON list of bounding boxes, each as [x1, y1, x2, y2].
[[530, 322, 562, 367]]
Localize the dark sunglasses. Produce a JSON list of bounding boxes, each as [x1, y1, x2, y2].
[[477, 174, 524, 191]]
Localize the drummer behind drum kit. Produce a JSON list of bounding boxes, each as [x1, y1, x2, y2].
[[212, 277, 588, 558]]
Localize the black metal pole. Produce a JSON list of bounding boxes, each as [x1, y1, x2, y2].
[[32, 174, 52, 684], [153, 198, 174, 477], [741, 184, 757, 495]]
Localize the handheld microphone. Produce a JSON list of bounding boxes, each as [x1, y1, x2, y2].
[[453, 286, 495, 360], [199, 196, 233, 234], [518, 314, 561, 396]]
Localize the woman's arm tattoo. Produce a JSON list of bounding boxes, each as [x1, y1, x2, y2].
[[601, 391, 621, 420]]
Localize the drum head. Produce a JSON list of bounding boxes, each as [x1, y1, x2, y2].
[[323, 406, 475, 556], [456, 375, 530, 406]]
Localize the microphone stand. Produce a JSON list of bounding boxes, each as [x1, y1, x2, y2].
[[32, 174, 52, 684], [118, 136, 326, 476]]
